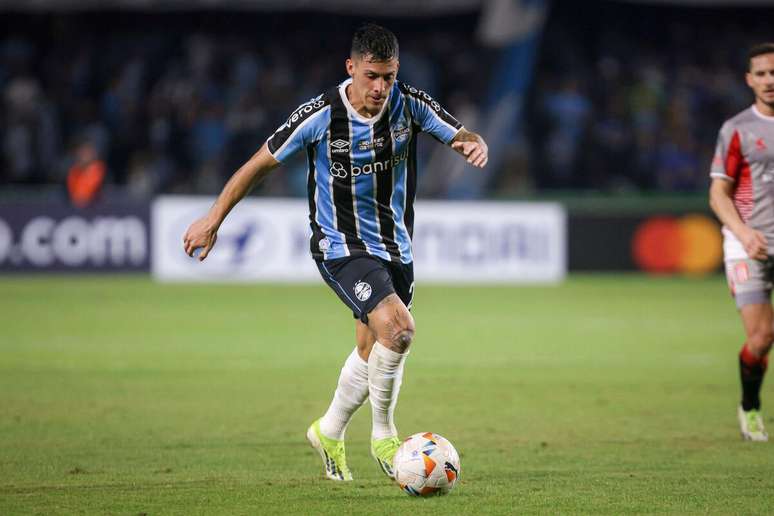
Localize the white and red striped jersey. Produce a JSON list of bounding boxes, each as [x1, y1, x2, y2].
[[711, 105, 774, 260]]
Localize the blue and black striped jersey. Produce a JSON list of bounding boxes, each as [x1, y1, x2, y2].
[[266, 79, 463, 264]]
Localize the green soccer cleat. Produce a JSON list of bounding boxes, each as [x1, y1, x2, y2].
[[738, 406, 769, 442], [370, 436, 401, 479], [306, 419, 353, 481]]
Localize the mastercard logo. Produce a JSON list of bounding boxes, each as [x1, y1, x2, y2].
[[631, 214, 722, 275]]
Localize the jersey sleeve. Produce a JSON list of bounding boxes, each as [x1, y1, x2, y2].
[[266, 96, 330, 162], [399, 83, 463, 144], [710, 122, 743, 182]]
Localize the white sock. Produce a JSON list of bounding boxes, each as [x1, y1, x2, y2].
[[368, 341, 408, 440], [319, 348, 370, 441]]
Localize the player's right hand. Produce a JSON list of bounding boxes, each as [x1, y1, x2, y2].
[[183, 217, 218, 261], [741, 227, 768, 261]]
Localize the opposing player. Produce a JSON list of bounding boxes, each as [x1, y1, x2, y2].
[[709, 42, 774, 442], [183, 24, 488, 477]]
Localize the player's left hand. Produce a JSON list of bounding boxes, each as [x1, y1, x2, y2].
[[451, 140, 488, 168]]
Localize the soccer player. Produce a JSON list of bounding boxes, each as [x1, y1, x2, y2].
[[182, 24, 488, 478], [709, 42, 774, 442]]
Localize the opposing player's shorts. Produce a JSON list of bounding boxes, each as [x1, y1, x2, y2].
[[725, 258, 773, 308], [316, 255, 414, 324]]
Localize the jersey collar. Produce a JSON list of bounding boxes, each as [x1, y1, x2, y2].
[[338, 78, 392, 126], [752, 105, 774, 122]]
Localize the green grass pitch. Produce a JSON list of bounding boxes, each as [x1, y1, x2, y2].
[[2, 274, 773, 515]]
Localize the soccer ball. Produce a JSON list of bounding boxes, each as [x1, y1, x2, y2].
[[393, 432, 460, 496]]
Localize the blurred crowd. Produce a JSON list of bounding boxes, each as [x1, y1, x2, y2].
[[525, 2, 771, 193], [0, 12, 486, 202], [0, 5, 772, 202]]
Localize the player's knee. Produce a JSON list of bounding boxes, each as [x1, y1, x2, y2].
[[380, 309, 414, 352], [397, 306, 416, 346], [393, 325, 414, 352], [371, 299, 415, 353], [377, 308, 416, 353], [749, 328, 774, 354]]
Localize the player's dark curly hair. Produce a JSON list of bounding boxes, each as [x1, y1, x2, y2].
[[748, 42, 774, 70], [351, 23, 399, 61]]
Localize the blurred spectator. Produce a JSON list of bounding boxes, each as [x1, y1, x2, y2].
[[542, 78, 591, 187], [66, 140, 105, 207], [2, 76, 60, 184]]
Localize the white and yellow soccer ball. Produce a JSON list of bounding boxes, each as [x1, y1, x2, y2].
[[393, 432, 460, 496]]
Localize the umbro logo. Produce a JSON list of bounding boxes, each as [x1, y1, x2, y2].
[[756, 138, 767, 151], [331, 139, 350, 154]]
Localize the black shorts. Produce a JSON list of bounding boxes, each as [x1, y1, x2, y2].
[[316, 255, 414, 324]]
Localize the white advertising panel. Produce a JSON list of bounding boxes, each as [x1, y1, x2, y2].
[[411, 201, 565, 283], [152, 196, 565, 283], [152, 197, 318, 282]]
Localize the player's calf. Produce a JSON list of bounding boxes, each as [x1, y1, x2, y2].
[[365, 294, 413, 479], [739, 343, 769, 412]]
